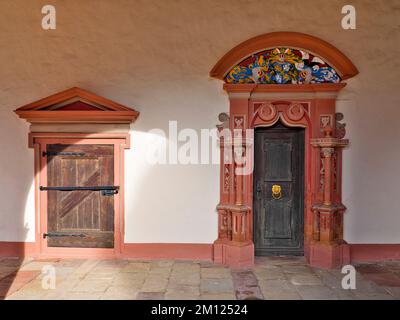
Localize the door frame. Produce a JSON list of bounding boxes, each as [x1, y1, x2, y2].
[[30, 132, 130, 259], [252, 124, 305, 256], [249, 104, 311, 258]]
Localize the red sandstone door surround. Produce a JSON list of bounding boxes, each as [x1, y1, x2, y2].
[[210, 32, 359, 269]]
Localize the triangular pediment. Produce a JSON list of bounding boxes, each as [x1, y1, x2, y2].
[[15, 87, 139, 124]]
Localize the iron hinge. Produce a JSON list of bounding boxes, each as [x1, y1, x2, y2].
[[42, 151, 86, 157], [43, 232, 86, 239]]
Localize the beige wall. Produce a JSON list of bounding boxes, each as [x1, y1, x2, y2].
[[0, 0, 399, 244]]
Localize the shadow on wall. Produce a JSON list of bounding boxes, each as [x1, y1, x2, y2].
[[0, 108, 33, 299]]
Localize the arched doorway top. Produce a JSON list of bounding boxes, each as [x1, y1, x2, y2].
[[210, 32, 358, 81]]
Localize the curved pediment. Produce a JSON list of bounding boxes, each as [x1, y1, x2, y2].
[[15, 87, 139, 124], [210, 32, 358, 82]]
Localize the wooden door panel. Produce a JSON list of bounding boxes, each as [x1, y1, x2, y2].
[[59, 192, 100, 229], [254, 123, 304, 255], [265, 141, 292, 181], [46, 144, 114, 248], [265, 199, 293, 239], [58, 171, 100, 218]]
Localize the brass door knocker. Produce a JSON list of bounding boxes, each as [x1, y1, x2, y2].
[[271, 184, 282, 200]]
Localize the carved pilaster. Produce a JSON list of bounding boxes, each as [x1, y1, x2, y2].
[[217, 206, 232, 241], [311, 125, 348, 244], [321, 147, 334, 206], [216, 111, 252, 245], [216, 204, 250, 243]]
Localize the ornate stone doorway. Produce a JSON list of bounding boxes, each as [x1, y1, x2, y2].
[[210, 32, 358, 268]]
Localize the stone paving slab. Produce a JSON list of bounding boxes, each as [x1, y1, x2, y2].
[[166, 285, 200, 299], [0, 270, 40, 298], [71, 279, 111, 292], [121, 262, 151, 273], [101, 286, 138, 300], [201, 278, 234, 294], [112, 274, 145, 291], [258, 279, 299, 300], [201, 267, 231, 279], [356, 269, 400, 287], [353, 292, 395, 300], [141, 275, 169, 292], [136, 292, 165, 300], [63, 292, 103, 300], [288, 273, 324, 286], [1, 257, 399, 300], [232, 270, 264, 300], [149, 266, 172, 276], [295, 285, 339, 300], [200, 293, 236, 300], [384, 286, 400, 298], [169, 272, 200, 286], [263, 291, 301, 300], [253, 267, 286, 280]]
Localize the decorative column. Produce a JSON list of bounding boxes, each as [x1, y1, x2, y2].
[[213, 103, 254, 267], [310, 125, 350, 268]]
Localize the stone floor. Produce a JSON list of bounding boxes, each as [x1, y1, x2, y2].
[[0, 256, 399, 300]]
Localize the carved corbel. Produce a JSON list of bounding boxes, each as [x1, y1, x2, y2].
[[217, 112, 230, 131]]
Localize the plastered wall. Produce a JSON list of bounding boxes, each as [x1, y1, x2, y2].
[[0, 0, 399, 244]]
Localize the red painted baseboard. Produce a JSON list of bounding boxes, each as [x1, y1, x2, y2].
[[0, 242, 36, 257], [121, 243, 213, 261], [1, 242, 399, 264], [0, 241, 213, 261], [350, 244, 400, 263]]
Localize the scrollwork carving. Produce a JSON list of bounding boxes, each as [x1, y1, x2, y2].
[[223, 165, 230, 193], [287, 103, 306, 121], [258, 103, 277, 122]]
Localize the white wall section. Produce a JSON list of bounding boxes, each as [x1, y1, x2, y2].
[[0, 0, 399, 243]]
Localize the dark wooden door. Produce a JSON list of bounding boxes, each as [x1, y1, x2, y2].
[[253, 123, 304, 255], [45, 144, 115, 248]]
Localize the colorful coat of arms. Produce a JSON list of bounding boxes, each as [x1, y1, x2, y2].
[[225, 48, 340, 84]]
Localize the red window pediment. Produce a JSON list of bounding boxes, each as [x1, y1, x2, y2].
[[14, 87, 139, 124]]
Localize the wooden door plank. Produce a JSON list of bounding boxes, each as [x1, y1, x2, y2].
[[58, 171, 100, 218]]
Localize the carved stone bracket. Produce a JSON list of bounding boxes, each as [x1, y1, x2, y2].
[[217, 112, 230, 131]]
